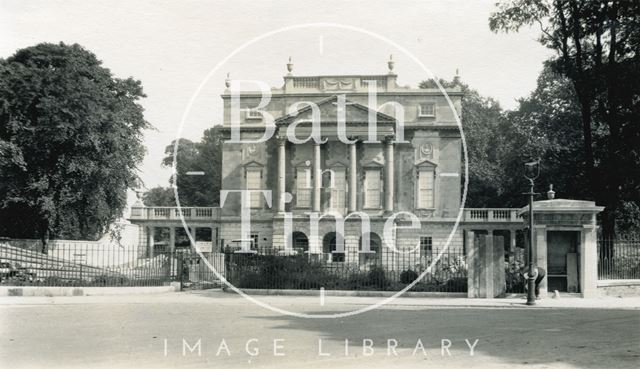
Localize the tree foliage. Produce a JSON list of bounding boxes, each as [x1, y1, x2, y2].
[[490, 0, 640, 235], [144, 126, 223, 207], [423, 61, 638, 237], [0, 43, 149, 244], [142, 186, 176, 207], [420, 78, 512, 207]]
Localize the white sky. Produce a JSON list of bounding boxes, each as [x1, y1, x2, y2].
[[1, 0, 553, 190]]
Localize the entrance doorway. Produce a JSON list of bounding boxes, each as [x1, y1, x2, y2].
[[547, 231, 580, 293]]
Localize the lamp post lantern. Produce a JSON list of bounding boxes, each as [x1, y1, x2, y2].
[[523, 159, 540, 305]]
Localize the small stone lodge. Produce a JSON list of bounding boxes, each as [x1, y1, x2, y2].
[[129, 59, 604, 298]]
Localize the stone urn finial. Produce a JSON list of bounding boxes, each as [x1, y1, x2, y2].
[[224, 72, 231, 89], [134, 189, 145, 207], [547, 184, 556, 200], [388, 54, 395, 73], [287, 56, 293, 74]]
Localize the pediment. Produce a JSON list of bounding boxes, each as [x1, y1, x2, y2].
[[362, 158, 385, 168], [243, 160, 264, 168], [276, 95, 396, 125], [326, 160, 348, 168], [415, 158, 438, 168]]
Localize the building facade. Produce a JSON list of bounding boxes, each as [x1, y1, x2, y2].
[[217, 62, 466, 263], [128, 61, 606, 296]]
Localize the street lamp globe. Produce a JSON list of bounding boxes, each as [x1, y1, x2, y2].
[[523, 159, 540, 182]]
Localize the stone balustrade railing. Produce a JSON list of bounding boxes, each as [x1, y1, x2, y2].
[[463, 208, 521, 222], [129, 206, 520, 223], [130, 206, 220, 221]]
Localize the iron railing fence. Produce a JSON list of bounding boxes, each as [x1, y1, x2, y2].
[[0, 243, 225, 288], [223, 247, 468, 293], [598, 237, 640, 280], [1, 241, 470, 292]]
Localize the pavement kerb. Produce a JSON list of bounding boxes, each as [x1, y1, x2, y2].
[[0, 284, 180, 297]]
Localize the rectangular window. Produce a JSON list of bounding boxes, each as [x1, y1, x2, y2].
[[250, 234, 259, 250], [329, 169, 346, 210], [420, 236, 433, 257], [417, 170, 434, 208], [364, 169, 381, 209], [246, 169, 262, 208], [296, 167, 311, 208], [419, 103, 436, 117]]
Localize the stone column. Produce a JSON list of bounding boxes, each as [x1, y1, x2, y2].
[[313, 142, 322, 212], [384, 137, 394, 212], [509, 230, 517, 263], [348, 140, 357, 213], [465, 230, 476, 298], [147, 226, 155, 259], [467, 231, 506, 298], [581, 225, 599, 298], [213, 227, 218, 252], [534, 225, 548, 298], [277, 138, 287, 213], [169, 227, 176, 254], [484, 231, 495, 298]]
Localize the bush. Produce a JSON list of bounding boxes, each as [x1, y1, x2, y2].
[[505, 260, 525, 293], [345, 271, 369, 289], [366, 266, 389, 289], [226, 251, 465, 292], [91, 274, 130, 286], [444, 277, 467, 292], [400, 269, 419, 284]]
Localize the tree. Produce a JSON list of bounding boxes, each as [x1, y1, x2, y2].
[[501, 64, 586, 205], [143, 186, 176, 206], [420, 78, 516, 207], [154, 126, 223, 207], [0, 43, 149, 247], [489, 0, 640, 235]]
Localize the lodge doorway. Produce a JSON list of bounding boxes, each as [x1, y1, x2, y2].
[[547, 231, 580, 293]]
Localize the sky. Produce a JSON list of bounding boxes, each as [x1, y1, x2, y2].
[[1, 0, 553, 191]]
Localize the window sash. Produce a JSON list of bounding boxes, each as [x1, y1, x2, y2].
[[296, 167, 311, 208], [417, 170, 434, 208], [364, 170, 381, 208], [329, 169, 346, 210], [420, 236, 433, 257], [419, 103, 435, 117], [246, 170, 261, 208]]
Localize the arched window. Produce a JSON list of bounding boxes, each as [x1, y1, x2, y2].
[[359, 232, 382, 265], [291, 232, 309, 253], [322, 232, 345, 262]]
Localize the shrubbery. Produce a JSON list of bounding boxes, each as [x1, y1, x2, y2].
[[226, 253, 466, 292], [91, 274, 130, 286], [400, 269, 419, 284]]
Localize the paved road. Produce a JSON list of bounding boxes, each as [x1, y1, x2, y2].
[[1, 291, 639, 369]]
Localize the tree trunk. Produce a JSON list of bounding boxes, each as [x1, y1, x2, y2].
[[576, 90, 597, 198]]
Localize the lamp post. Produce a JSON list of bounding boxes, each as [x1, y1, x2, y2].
[[523, 159, 540, 305]]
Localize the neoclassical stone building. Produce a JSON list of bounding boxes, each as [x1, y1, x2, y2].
[[217, 60, 466, 262], [129, 60, 605, 297]]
